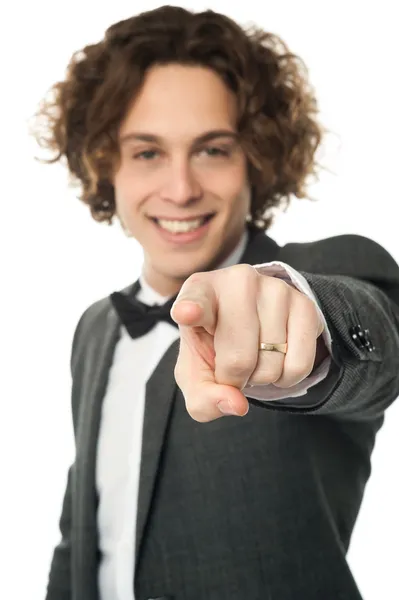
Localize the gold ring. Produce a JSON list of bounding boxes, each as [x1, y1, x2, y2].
[[259, 342, 288, 354]]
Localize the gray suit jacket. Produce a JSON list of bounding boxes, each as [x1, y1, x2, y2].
[[46, 228, 399, 600]]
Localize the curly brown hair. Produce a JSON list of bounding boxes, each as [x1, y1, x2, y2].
[[31, 5, 324, 230]]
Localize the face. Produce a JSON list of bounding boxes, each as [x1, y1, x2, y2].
[[114, 64, 251, 296]]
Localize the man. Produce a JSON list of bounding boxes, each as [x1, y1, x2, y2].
[[34, 6, 399, 600]]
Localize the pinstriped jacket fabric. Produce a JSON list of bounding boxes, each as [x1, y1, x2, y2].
[[46, 229, 399, 600]]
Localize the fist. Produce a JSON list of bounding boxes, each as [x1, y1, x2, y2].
[[171, 264, 325, 422]]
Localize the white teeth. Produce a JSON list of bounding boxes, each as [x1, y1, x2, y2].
[[157, 218, 204, 233]]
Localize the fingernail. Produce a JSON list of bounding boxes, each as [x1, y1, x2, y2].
[[217, 399, 241, 416]]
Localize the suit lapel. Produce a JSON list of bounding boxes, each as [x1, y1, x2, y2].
[[74, 305, 121, 596], [240, 226, 280, 265], [135, 339, 180, 564], [134, 228, 281, 568]]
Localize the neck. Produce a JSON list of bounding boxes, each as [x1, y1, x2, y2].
[[141, 268, 187, 298], [142, 227, 250, 298]]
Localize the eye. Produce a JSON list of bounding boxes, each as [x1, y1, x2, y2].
[[133, 149, 159, 160], [202, 146, 230, 157]]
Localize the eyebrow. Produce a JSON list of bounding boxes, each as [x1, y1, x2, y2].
[[119, 129, 238, 146]]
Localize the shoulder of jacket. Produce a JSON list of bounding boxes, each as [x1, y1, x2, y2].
[[70, 295, 114, 372], [280, 233, 399, 281]]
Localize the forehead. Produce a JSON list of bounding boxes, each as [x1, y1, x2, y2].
[[119, 64, 238, 141]]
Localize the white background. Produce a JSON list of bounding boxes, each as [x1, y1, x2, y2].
[[1, 1, 398, 599]]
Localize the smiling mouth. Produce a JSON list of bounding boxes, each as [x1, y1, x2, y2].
[[149, 212, 215, 223], [149, 213, 215, 233]]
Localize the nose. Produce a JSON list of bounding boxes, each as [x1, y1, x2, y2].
[[160, 159, 203, 206]]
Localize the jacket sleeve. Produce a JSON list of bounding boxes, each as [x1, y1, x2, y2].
[[45, 308, 90, 600], [247, 235, 399, 420], [45, 467, 73, 600]]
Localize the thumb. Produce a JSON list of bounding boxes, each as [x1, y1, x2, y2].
[[175, 330, 249, 421]]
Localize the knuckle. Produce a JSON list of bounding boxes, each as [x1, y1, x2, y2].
[[274, 360, 313, 388], [230, 264, 257, 285], [179, 272, 206, 297], [274, 276, 290, 292], [233, 263, 255, 276], [185, 271, 205, 284], [267, 276, 290, 298], [290, 361, 312, 382], [263, 364, 283, 384], [296, 293, 318, 319], [252, 360, 283, 385], [220, 352, 256, 379]]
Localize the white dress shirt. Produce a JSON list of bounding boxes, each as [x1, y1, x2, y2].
[[96, 229, 332, 600]]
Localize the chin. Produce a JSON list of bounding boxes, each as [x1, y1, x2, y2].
[[168, 265, 202, 282], [174, 252, 219, 278]]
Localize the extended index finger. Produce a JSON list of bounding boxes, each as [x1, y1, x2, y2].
[[171, 273, 248, 421], [170, 273, 218, 334]]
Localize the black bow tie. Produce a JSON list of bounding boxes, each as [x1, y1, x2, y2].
[[110, 280, 179, 339]]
